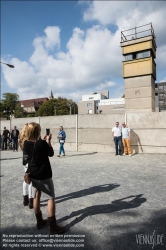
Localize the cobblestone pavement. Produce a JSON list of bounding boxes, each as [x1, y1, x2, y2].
[[1, 150, 166, 250]]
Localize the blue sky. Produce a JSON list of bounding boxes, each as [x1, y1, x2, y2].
[[1, 1, 166, 102]]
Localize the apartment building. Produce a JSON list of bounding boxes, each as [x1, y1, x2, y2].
[[78, 91, 125, 114]]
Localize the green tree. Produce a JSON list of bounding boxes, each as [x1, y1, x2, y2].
[[36, 97, 78, 116], [1, 93, 19, 119], [14, 104, 27, 118]]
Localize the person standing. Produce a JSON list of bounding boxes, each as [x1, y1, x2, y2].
[[11, 126, 19, 151], [57, 126, 66, 157], [23, 122, 66, 234], [112, 122, 122, 156], [122, 122, 132, 156], [1, 127, 10, 151], [19, 123, 33, 209]]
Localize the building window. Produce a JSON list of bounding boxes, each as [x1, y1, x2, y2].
[[125, 54, 133, 61], [87, 103, 92, 107], [88, 110, 92, 114], [89, 97, 94, 100], [136, 50, 150, 59], [97, 106, 98, 109]]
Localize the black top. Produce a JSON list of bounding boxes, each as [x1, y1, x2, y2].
[[23, 151, 29, 166], [11, 129, 19, 139], [24, 139, 54, 180], [3, 129, 10, 137]]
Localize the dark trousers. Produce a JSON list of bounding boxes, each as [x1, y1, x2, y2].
[[114, 136, 122, 155], [2, 136, 7, 150], [12, 137, 18, 150]]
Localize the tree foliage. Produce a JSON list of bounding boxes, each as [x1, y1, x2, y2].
[[2, 93, 19, 110], [14, 104, 27, 118], [36, 97, 78, 116], [1, 93, 19, 119]]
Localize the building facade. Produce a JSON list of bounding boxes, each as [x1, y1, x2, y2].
[[20, 97, 49, 114], [155, 82, 166, 112], [78, 91, 125, 114]]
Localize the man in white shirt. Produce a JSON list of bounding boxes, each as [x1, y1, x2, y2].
[[122, 122, 132, 156], [112, 122, 122, 156]]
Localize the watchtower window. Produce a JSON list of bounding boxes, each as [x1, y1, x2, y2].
[[125, 54, 133, 61], [136, 50, 150, 59]]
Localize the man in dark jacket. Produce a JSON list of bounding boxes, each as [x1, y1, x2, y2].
[[2, 127, 10, 151], [11, 126, 19, 151]]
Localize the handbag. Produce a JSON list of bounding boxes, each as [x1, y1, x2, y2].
[[24, 172, 31, 185], [24, 143, 35, 184], [60, 139, 65, 143]]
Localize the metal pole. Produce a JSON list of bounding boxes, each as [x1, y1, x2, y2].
[[76, 114, 78, 151], [10, 115, 11, 132], [70, 105, 71, 115], [125, 112, 127, 125]]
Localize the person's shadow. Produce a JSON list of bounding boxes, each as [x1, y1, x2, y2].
[[58, 194, 146, 229], [41, 184, 120, 205], [130, 129, 143, 154]]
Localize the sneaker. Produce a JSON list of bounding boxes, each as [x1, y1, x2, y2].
[[115, 154, 118, 156], [123, 153, 126, 156], [129, 154, 132, 157], [63, 154, 65, 156], [57, 155, 60, 157]]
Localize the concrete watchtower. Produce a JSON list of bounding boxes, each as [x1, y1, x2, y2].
[[120, 23, 157, 112]]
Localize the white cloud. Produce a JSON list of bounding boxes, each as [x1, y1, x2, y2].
[[97, 81, 116, 91], [1, 1, 166, 103], [2, 24, 123, 102], [159, 77, 166, 82]]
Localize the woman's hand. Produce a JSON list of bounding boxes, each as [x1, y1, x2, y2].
[[43, 134, 52, 141]]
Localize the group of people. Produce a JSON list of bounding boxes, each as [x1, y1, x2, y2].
[[1, 126, 19, 151], [19, 122, 66, 234], [2, 121, 131, 235], [112, 122, 132, 156], [1, 125, 66, 156]]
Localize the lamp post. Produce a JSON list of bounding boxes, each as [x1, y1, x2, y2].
[[67, 103, 72, 115], [54, 102, 59, 116], [0, 62, 14, 68]]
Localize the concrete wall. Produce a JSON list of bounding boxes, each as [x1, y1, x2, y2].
[[1, 112, 166, 154]]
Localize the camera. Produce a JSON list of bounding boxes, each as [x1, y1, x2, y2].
[[46, 128, 50, 135]]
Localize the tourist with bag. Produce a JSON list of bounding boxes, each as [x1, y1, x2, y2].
[[19, 124, 33, 208], [23, 122, 66, 234], [57, 126, 66, 157]]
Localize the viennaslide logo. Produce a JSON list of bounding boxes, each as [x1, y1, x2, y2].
[[136, 230, 164, 249]]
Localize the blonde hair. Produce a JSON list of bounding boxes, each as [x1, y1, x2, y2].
[[26, 122, 41, 142], [19, 123, 29, 150]]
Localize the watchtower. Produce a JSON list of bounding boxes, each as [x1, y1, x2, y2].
[[120, 23, 157, 112]]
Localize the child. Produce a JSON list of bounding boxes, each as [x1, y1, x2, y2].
[[19, 124, 33, 209]]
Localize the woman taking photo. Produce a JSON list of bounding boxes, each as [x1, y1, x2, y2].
[[23, 122, 66, 234]]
